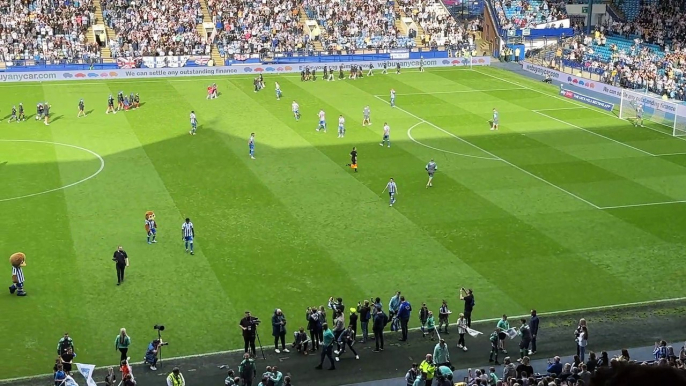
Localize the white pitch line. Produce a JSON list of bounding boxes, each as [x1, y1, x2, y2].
[[532, 110, 655, 156], [3, 296, 685, 383], [653, 152, 686, 156], [406, 122, 501, 160], [374, 87, 526, 97], [532, 107, 586, 112], [472, 68, 686, 145], [600, 200, 686, 210], [375, 95, 601, 209], [0, 140, 105, 203]]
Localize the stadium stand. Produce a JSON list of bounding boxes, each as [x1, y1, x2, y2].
[[100, 0, 209, 57], [209, 0, 307, 57], [552, 0, 686, 100], [490, 0, 567, 30], [0, 0, 100, 63], [303, 0, 415, 50], [398, 0, 478, 50]]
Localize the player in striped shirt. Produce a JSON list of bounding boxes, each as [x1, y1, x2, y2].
[[337, 115, 345, 138], [182, 218, 195, 255], [419, 57, 425, 72], [490, 108, 499, 131], [292, 101, 300, 121], [275, 82, 282, 100], [380, 123, 391, 147], [317, 110, 327, 132], [425, 159, 437, 188], [381, 178, 398, 207], [362, 106, 371, 126], [249, 133, 256, 159], [390, 89, 396, 107], [189, 111, 198, 135]]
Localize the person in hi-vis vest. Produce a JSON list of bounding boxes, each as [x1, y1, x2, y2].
[[166, 367, 185, 386]]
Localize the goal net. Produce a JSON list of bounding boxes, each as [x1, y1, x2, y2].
[[619, 89, 686, 136]]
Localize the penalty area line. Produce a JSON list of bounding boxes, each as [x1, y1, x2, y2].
[[374, 95, 600, 209], [3, 296, 686, 383]]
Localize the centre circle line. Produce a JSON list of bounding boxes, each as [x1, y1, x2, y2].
[[0, 139, 105, 203]]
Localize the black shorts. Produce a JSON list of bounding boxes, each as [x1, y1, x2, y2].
[[519, 340, 530, 350], [498, 332, 507, 340]]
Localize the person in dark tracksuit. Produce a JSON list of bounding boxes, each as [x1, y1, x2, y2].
[[372, 307, 388, 352], [112, 246, 128, 285], [529, 310, 539, 355]]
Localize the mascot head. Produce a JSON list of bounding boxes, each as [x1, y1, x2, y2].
[[10, 252, 26, 268], [145, 211, 155, 221]]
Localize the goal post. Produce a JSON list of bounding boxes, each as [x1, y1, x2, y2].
[[619, 89, 686, 136]]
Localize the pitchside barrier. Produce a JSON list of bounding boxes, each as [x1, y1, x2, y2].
[[0, 57, 491, 83]]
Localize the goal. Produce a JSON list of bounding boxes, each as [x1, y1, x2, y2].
[[619, 89, 686, 136]]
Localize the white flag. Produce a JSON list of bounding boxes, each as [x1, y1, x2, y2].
[[62, 375, 79, 386], [466, 327, 482, 337], [506, 327, 518, 339], [75, 363, 97, 386]]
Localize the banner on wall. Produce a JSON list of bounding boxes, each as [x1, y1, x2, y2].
[[0, 57, 491, 83]]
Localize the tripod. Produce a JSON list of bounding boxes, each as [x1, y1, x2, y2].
[[157, 329, 164, 368], [254, 330, 266, 360]]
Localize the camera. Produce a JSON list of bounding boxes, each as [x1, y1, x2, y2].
[[154, 324, 165, 331], [250, 317, 261, 326], [160, 342, 169, 347]]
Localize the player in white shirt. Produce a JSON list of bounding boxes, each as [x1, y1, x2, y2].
[[390, 89, 396, 107], [275, 82, 282, 100], [380, 123, 390, 147], [292, 101, 300, 121], [337, 115, 345, 138], [317, 110, 327, 132], [189, 111, 198, 135]]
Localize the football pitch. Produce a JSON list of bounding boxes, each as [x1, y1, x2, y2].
[[3, 66, 686, 378]]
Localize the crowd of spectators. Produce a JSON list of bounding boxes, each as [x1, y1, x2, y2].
[[101, 0, 209, 57], [0, 0, 100, 63], [557, 17, 686, 101], [491, 0, 567, 30], [398, 0, 479, 51], [304, 0, 412, 51], [209, 0, 309, 57]]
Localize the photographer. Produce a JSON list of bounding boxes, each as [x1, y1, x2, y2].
[[357, 300, 371, 343], [328, 297, 345, 321], [240, 311, 259, 357], [271, 308, 289, 354], [306, 306, 321, 352], [144, 338, 165, 371], [459, 288, 474, 327], [293, 327, 310, 355]]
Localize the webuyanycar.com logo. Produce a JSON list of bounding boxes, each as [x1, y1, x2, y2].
[[525, 64, 560, 79], [0, 72, 57, 82]]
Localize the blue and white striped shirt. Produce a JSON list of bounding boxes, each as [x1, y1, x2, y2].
[[12, 266, 25, 283], [182, 222, 194, 238], [386, 181, 397, 194]]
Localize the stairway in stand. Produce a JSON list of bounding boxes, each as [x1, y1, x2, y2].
[[393, 3, 425, 48], [92, 0, 115, 62], [299, 8, 323, 51], [197, 0, 224, 65]]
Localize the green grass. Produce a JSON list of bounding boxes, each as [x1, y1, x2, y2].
[[2, 66, 686, 378]]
